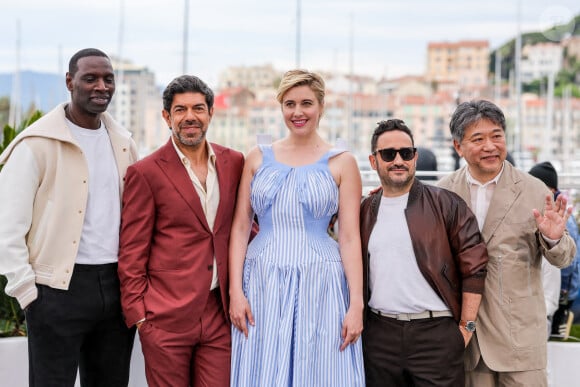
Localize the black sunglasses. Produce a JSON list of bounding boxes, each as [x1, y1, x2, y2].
[[373, 147, 417, 162]]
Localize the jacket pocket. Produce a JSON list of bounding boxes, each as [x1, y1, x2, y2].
[[28, 199, 53, 257], [508, 295, 544, 349]]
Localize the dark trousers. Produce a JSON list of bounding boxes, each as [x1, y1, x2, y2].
[[25, 263, 136, 387], [138, 289, 231, 387], [363, 311, 465, 387]]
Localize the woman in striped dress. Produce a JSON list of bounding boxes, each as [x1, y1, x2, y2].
[[228, 69, 365, 386]]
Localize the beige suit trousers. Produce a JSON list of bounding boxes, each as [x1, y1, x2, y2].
[[467, 356, 547, 387]]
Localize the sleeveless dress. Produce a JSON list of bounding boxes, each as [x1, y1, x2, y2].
[[230, 145, 365, 386]]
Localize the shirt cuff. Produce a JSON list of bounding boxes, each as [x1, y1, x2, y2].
[[541, 233, 559, 248]]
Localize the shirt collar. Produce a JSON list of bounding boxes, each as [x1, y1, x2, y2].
[[465, 163, 504, 187], [171, 136, 216, 167]]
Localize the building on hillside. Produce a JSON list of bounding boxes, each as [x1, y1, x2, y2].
[[516, 96, 580, 164], [426, 40, 489, 89], [210, 58, 579, 176], [520, 42, 563, 83], [562, 36, 580, 74]]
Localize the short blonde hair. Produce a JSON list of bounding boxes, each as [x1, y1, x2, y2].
[[276, 69, 325, 106]]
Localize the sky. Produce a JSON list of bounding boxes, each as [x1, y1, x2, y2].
[[1, 0, 579, 88]]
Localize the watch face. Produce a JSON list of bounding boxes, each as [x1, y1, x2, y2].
[[465, 321, 476, 332]]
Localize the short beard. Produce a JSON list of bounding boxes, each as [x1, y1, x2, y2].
[[380, 174, 413, 189], [177, 130, 206, 148], [379, 166, 414, 190]]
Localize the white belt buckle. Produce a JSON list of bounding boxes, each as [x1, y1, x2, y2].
[[397, 313, 411, 321]]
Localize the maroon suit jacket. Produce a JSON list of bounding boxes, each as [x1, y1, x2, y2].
[[118, 139, 244, 333]]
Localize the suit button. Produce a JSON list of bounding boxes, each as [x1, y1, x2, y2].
[[207, 265, 213, 271]]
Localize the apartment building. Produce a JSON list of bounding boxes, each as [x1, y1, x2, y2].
[[517, 95, 580, 163], [520, 42, 563, 83], [426, 40, 489, 88], [108, 58, 164, 154], [562, 36, 580, 73], [210, 50, 579, 174], [217, 64, 280, 91]]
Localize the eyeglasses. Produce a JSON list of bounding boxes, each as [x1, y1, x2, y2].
[[373, 147, 417, 162]]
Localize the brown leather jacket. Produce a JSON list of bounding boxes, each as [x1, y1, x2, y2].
[[360, 178, 488, 322]]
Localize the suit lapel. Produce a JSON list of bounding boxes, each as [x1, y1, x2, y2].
[[446, 165, 520, 243], [156, 139, 211, 232], [481, 163, 521, 243], [213, 144, 233, 233], [451, 168, 471, 204]]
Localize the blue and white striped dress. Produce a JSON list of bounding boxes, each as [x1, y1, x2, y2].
[[231, 145, 365, 387]]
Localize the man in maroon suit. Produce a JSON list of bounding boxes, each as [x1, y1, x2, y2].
[[118, 75, 244, 386]]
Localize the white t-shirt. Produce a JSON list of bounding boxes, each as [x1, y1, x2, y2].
[[368, 193, 448, 314], [67, 119, 120, 264]]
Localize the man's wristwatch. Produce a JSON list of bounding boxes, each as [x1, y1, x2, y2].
[[460, 320, 476, 333]]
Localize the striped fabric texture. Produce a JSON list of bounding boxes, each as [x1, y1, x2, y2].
[[231, 145, 365, 386]]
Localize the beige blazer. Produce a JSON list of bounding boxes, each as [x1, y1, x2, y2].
[[439, 161, 576, 372]]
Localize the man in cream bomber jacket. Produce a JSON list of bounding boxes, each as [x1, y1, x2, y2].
[[0, 102, 137, 303], [0, 48, 138, 387]]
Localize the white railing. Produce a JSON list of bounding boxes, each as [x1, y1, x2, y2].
[[361, 170, 580, 196]]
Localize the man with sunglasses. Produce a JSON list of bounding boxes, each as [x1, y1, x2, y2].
[[360, 119, 489, 386], [439, 100, 576, 387]]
